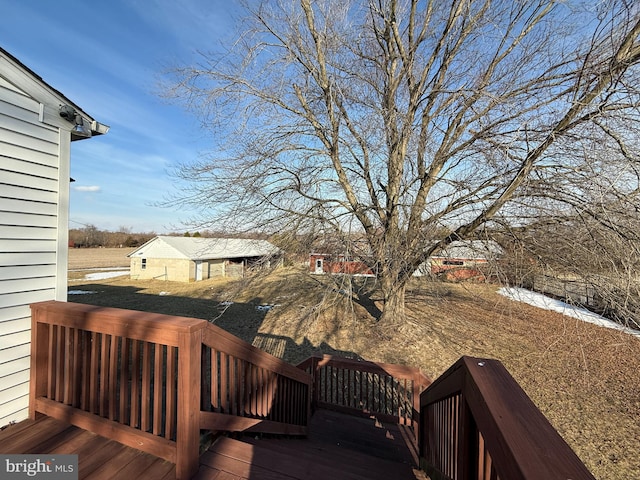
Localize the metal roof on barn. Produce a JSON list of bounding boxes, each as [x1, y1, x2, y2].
[[127, 236, 280, 260]]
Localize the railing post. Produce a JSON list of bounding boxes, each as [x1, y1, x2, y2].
[[412, 372, 421, 441], [29, 306, 49, 420], [311, 356, 319, 412], [176, 327, 202, 479]]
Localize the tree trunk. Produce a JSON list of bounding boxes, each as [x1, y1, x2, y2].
[[377, 277, 407, 330]]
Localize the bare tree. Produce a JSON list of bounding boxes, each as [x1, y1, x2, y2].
[[166, 0, 640, 327]]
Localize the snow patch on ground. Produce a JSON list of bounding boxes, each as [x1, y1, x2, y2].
[[68, 290, 97, 295], [498, 287, 640, 339], [83, 270, 129, 280]]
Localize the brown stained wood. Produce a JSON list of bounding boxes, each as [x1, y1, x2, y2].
[[63, 327, 72, 405], [229, 356, 237, 417], [55, 326, 64, 403], [29, 315, 49, 419], [0, 417, 40, 442], [89, 332, 99, 414], [244, 362, 251, 416], [166, 345, 177, 440], [200, 411, 307, 436], [47, 324, 56, 400], [77, 436, 129, 478], [100, 334, 110, 417], [421, 356, 596, 480], [34, 425, 88, 454], [202, 326, 311, 385], [109, 334, 119, 421], [141, 341, 151, 432], [300, 355, 431, 385], [176, 328, 202, 480], [220, 352, 228, 413], [120, 337, 130, 425], [0, 416, 178, 479], [130, 340, 141, 428], [79, 330, 89, 411], [154, 343, 164, 436], [211, 348, 219, 410], [34, 398, 177, 463], [210, 410, 421, 480], [30, 301, 205, 347], [0, 417, 71, 453], [72, 328, 82, 408], [192, 466, 234, 480], [82, 444, 142, 479], [199, 450, 283, 480]]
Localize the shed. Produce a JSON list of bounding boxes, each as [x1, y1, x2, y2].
[[128, 236, 281, 282], [427, 240, 503, 280], [309, 253, 375, 276], [0, 47, 108, 427]]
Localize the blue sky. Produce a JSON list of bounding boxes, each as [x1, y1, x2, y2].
[[1, 0, 240, 233]]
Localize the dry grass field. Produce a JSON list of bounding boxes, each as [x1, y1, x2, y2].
[[68, 247, 133, 269], [67, 255, 640, 480]]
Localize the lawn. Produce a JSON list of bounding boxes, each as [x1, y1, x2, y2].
[[68, 263, 640, 480]]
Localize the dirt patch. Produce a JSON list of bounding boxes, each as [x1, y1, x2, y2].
[[67, 267, 640, 479]]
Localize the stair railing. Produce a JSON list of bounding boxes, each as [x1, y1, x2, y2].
[[200, 323, 312, 436], [419, 356, 596, 480], [298, 354, 431, 436]]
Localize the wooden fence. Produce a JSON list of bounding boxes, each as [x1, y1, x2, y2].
[[30, 301, 312, 479], [419, 356, 596, 480], [298, 355, 431, 435]]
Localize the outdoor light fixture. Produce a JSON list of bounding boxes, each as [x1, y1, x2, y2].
[[59, 104, 91, 138]]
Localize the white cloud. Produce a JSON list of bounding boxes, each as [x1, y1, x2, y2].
[[74, 185, 102, 192]]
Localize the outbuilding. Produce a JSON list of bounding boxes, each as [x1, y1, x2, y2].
[[0, 48, 108, 427], [128, 236, 281, 282], [428, 240, 503, 280]]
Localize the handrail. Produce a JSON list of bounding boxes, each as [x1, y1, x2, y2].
[[29, 301, 312, 479], [298, 354, 431, 436], [419, 356, 596, 480], [200, 323, 312, 435]]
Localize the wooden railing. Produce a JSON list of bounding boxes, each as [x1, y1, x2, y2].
[[298, 355, 431, 435], [200, 325, 311, 436], [419, 356, 596, 480], [29, 301, 312, 479]]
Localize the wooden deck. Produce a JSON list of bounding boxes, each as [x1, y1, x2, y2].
[[196, 409, 426, 480], [0, 410, 425, 480], [0, 416, 176, 479]]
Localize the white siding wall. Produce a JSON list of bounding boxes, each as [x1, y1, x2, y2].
[[0, 79, 66, 427]]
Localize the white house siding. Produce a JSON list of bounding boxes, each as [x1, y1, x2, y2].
[[0, 78, 69, 427]]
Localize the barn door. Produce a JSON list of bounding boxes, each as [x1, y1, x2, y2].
[[315, 258, 324, 274], [195, 260, 203, 281]]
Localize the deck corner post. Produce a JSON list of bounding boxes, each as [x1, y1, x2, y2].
[[176, 326, 203, 479], [29, 303, 50, 420]]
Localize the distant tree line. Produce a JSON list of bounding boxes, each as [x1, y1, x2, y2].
[[68, 225, 156, 248], [68, 226, 271, 249]]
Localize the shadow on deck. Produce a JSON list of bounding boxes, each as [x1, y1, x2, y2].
[[0, 410, 424, 480], [197, 409, 425, 480]]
